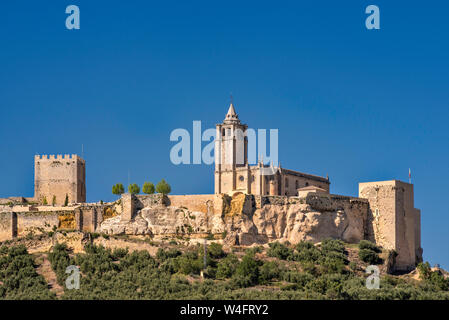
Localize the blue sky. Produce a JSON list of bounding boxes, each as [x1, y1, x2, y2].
[[0, 1, 448, 268]]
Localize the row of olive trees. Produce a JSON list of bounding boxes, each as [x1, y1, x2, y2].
[[112, 179, 171, 196]]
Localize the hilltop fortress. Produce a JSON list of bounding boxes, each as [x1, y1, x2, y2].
[[0, 104, 422, 271]]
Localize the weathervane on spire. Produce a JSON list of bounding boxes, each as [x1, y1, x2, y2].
[[230, 92, 233, 105]]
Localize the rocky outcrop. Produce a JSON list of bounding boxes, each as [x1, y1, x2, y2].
[[98, 193, 370, 247]]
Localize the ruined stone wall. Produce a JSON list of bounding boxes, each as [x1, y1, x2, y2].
[[167, 194, 217, 214], [34, 154, 86, 205], [0, 202, 112, 241], [16, 211, 60, 237]]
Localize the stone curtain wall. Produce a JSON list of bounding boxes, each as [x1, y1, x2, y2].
[[16, 211, 60, 237], [167, 194, 218, 214], [0, 203, 111, 240], [0, 212, 14, 241]]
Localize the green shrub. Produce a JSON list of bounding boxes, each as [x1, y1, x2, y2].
[[216, 254, 238, 279], [358, 240, 381, 253], [300, 261, 318, 275], [245, 246, 263, 256], [318, 239, 348, 273], [267, 242, 294, 260], [359, 248, 381, 264], [207, 242, 225, 259], [156, 248, 182, 261], [175, 256, 202, 275], [128, 183, 140, 195], [259, 261, 281, 284], [156, 179, 171, 195], [320, 239, 345, 255], [111, 248, 128, 260], [294, 241, 322, 263], [282, 271, 314, 288], [234, 253, 261, 287], [142, 182, 155, 194], [112, 183, 125, 196]]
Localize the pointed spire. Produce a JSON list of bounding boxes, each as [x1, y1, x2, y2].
[[227, 103, 237, 117], [223, 97, 240, 124]]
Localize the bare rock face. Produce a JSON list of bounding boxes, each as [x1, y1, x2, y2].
[[99, 214, 149, 235], [98, 194, 369, 246], [140, 206, 212, 235]]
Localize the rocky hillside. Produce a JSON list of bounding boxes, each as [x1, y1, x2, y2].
[[0, 231, 447, 300]]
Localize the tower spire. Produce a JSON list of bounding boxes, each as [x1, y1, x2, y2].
[[223, 97, 240, 124]]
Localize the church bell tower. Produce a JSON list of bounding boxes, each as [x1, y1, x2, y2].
[[214, 102, 248, 194]]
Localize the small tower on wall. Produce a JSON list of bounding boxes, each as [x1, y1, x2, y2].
[[215, 103, 248, 194]]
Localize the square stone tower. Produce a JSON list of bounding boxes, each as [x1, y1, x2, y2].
[[34, 154, 86, 205], [359, 180, 422, 271], [214, 103, 249, 194]]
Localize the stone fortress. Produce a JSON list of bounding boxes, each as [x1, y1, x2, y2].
[[0, 103, 422, 271]]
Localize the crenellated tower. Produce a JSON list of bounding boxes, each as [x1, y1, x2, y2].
[[34, 154, 86, 205]]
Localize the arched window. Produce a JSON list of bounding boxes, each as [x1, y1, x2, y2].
[[285, 178, 289, 188], [295, 180, 299, 189]]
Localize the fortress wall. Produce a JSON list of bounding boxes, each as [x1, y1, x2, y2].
[[0, 212, 14, 241], [167, 194, 217, 214], [16, 211, 60, 237], [0, 204, 109, 242], [135, 194, 167, 209]]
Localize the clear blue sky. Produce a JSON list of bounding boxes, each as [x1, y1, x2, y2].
[[0, 1, 448, 268]]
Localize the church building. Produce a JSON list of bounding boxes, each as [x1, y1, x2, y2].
[[214, 103, 330, 196]]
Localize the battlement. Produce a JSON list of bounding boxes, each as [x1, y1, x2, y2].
[[35, 154, 84, 162], [34, 154, 86, 205]]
